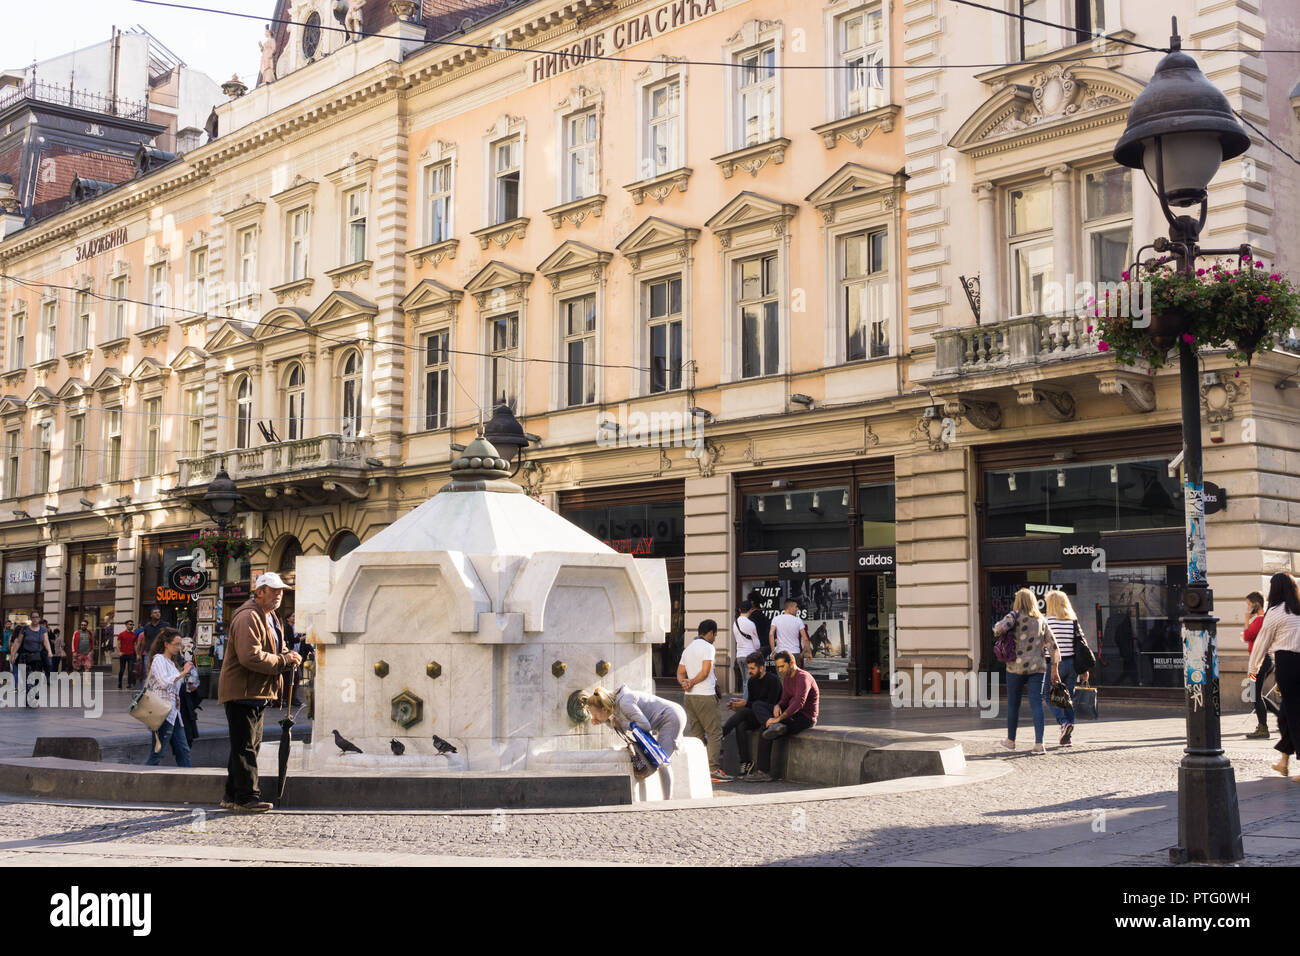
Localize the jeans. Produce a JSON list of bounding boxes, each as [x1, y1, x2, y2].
[[224, 701, 266, 805], [1254, 654, 1275, 727], [118, 654, 135, 688], [145, 718, 193, 767], [722, 701, 774, 764], [1045, 656, 1078, 725], [756, 712, 814, 775], [1006, 670, 1045, 743]]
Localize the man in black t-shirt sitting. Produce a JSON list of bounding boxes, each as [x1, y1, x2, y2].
[[723, 651, 784, 778]]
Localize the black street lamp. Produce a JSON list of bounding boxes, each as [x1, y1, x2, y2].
[[203, 467, 241, 696], [1113, 18, 1249, 864], [482, 404, 533, 477]]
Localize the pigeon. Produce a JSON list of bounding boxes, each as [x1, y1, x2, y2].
[[332, 729, 363, 754], [431, 734, 458, 756], [390, 739, 405, 756]]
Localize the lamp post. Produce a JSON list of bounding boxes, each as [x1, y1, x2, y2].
[[482, 404, 532, 477], [203, 468, 241, 698], [1113, 18, 1250, 864]]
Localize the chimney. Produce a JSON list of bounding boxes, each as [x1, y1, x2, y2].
[[175, 126, 205, 153]]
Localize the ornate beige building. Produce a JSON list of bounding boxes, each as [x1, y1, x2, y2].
[[0, 0, 1297, 699]]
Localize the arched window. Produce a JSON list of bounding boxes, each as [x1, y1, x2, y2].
[[284, 363, 305, 441], [329, 531, 360, 561], [235, 375, 253, 449], [340, 350, 362, 439]]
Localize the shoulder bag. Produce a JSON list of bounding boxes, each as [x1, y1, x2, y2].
[[993, 611, 1019, 664], [1073, 678, 1099, 720], [130, 670, 172, 739], [1071, 620, 1097, 674]]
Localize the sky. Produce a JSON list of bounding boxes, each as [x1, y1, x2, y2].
[[1, 0, 273, 87]]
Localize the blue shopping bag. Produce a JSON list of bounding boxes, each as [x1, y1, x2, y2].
[[628, 721, 670, 768]]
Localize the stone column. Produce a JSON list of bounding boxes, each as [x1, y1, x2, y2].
[[260, 358, 276, 436], [1047, 164, 1074, 305], [114, 519, 138, 626], [683, 474, 735, 691], [215, 372, 228, 451], [315, 346, 333, 433], [361, 338, 375, 438], [301, 349, 316, 437], [974, 182, 1001, 324]]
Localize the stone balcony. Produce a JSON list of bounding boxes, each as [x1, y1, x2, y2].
[[174, 434, 376, 508], [930, 312, 1103, 380]]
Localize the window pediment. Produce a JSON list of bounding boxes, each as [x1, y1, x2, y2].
[[170, 346, 210, 373], [221, 196, 265, 227], [616, 217, 700, 270], [400, 279, 463, 322], [325, 155, 377, 188], [90, 368, 126, 392], [205, 320, 255, 353], [536, 240, 612, 286], [949, 64, 1142, 157], [309, 291, 378, 327], [129, 357, 171, 384], [0, 395, 26, 416], [252, 307, 311, 340], [54, 378, 90, 402], [466, 260, 533, 307], [26, 386, 57, 408], [271, 175, 320, 208], [806, 162, 903, 224], [705, 191, 798, 247]]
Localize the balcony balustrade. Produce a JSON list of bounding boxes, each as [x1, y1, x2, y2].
[[177, 433, 373, 488]]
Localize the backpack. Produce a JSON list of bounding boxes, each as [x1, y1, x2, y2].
[[993, 611, 1019, 664]]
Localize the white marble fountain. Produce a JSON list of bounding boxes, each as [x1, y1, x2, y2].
[[282, 433, 711, 801]]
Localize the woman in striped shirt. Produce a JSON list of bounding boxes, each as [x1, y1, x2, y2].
[[1044, 590, 1088, 747], [1247, 572, 1300, 781]]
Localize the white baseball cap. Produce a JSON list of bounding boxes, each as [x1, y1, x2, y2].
[[253, 572, 293, 591]]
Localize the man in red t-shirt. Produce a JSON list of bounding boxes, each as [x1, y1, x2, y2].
[[1243, 592, 1271, 739], [117, 620, 138, 690]]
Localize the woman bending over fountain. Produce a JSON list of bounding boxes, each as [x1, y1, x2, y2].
[[585, 684, 686, 798]]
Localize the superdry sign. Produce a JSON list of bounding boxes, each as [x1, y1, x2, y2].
[[528, 0, 720, 84], [168, 565, 209, 594], [74, 226, 128, 262]]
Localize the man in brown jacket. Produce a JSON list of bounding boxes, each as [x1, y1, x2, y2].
[[218, 572, 300, 813]]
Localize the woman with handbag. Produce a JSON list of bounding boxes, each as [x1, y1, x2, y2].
[[993, 588, 1061, 755], [142, 627, 195, 768], [1247, 573, 1300, 781], [585, 684, 687, 798], [1043, 590, 1089, 747]]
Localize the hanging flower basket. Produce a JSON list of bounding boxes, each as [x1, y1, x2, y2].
[[190, 527, 254, 568], [1095, 261, 1300, 368]]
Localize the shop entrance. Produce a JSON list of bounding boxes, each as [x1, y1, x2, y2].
[[857, 572, 896, 694]]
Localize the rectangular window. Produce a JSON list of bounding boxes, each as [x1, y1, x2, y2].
[[105, 409, 122, 482], [1020, 0, 1049, 58], [842, 229, 890, 361], [738, 254, 780, 379], [185, 387, 204, 456], [492, 137, 521, 224], [74, 291, 91, 351], [563, 294, 597, 407], [489, 313, 519, 412], [565, 110, 598, 202], [645, 79, 681, 178], [736, 44, 777, 147], [424, 163, 452, 244], [646, 275, 683, 393], [149, 262, 168, 328], [10, 312, 24, 370], [111, 275, 128, 338], [344, 189, 367, 264], [1083, 167, 1133, 288], [70, 414, 85, 487], [1073, 0, 1104, 43], [839, 5, 885, 117], [37, 421, 52, 490], [144, 397, 162, 475], [238, 226, 258, 296], [422, 330, 449, 430], [40, 300, 57, 361], [1008, 180, 1053, 315], [288, 208, 310, 281], [189, 248, 208, 314], [3, 429, 17, 498]]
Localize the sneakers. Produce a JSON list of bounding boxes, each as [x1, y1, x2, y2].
[[761, 723, 789, 741], [1246, 724, 1270, 740], [230, 800, 273, 813], [743, 770, 774, 782], [709, 768, 734, 783], [1059, 723, 1074, 747], [1000, 738, 1015, 751], [1030, 743, 1046, 755], [738, 761, 755, 777], [218, 799, 238, 810]]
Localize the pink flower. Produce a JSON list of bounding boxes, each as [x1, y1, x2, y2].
[[1234, 370, 1241, 378], [1256, 260, 1264, 268], [1085, 296, 1095, 306], [1257, 295, 1271, 303], [1121, 271, 1130, 281], [1087, 325, 1094, 333], [1229, 277, 1237, 283], [1182, 333, 1196, 345], [1271, 274, 1281, 281], [1098, 341, 1110, 352], [1196, 269, 1206, 276]]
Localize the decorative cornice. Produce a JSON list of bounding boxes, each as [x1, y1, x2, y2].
[[30, 358, 60, 375], [134, 325, 172, 348], [543, 194, 606, 229], [944, 398, 1002, 431], [1096, 370, 1156, 413], [62, 348, 93, 372], [407, 239, 460, 269], [470, 217, 530, 251], [270, 175, 320, 208], [270, 277, 315, 304], [0, 369, 27, 390], [811, 104, 901, 149], [325, 260, 373, 289], [97, 336, 131, 361], [711, 138, 791, 179], [623, 167, 693, 205], [1015, 385, 1076, 421]]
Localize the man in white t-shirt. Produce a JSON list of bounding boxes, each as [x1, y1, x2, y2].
[[769, 600, 810, 667], [677, 619, 731, 782], [733, 600, 761, 699]]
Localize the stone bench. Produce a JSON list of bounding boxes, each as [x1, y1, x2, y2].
[[723, 724, 965, 786]]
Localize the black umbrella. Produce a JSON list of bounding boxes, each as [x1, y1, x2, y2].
[[274, 663, 296, 806]]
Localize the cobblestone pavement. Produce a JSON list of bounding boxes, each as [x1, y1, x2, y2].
[[1, 708, 1296, 866]]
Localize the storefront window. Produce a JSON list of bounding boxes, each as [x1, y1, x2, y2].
[[988, 563, 1185, 687], [984, 458, 1182, 538], [859, 482, 895, 547], [562, 501, 684, 557], [742, 486, 849, 553], [741, 576, 853, 683]]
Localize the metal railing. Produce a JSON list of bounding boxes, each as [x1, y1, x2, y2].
[[177, 434, 372, 486], [0, 80, 150, 122]]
